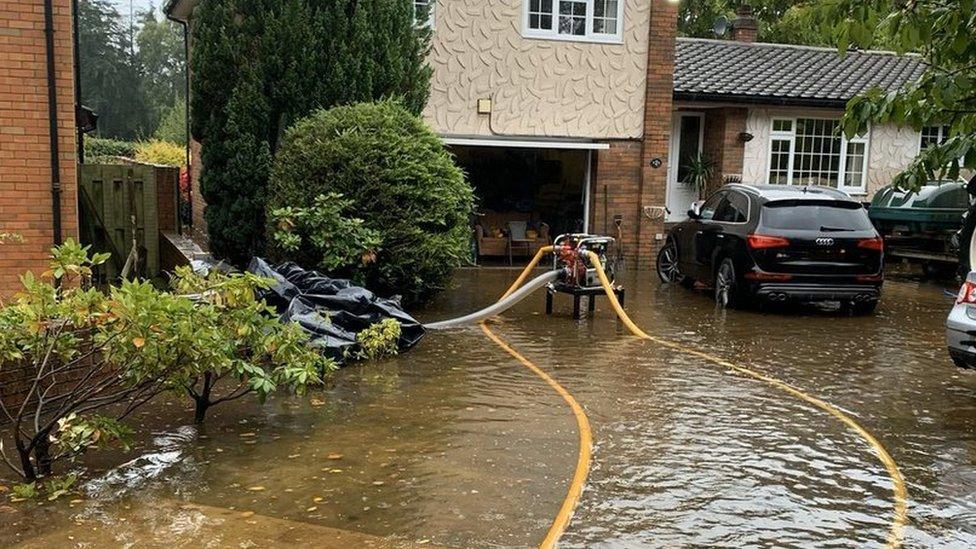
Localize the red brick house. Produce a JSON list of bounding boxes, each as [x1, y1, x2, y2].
[[0, 0, 78, 296]]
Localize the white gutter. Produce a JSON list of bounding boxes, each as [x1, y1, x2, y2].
[[441, 136, 610, 151]]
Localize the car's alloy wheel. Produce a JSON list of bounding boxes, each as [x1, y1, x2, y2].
[[656, 242, 683, 283], [715, 259, 737, 308]]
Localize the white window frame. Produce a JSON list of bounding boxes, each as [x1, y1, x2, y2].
[[413, 0, 434, 28], [919, 124, 950, 153], [522, 0, 625, 44], [765, 117, 870, 195]]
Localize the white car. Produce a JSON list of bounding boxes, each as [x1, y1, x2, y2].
[[947, 271, 976, 369]]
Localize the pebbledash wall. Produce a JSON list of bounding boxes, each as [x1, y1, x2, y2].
[[424, 0, 679, 268], [0, 0, 78, 296], [741, 106, 921, 198]]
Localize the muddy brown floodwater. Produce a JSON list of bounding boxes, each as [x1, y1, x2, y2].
[[1, 268, 975, 547]]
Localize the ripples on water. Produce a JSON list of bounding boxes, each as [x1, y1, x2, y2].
[[2, 269, 975, 547]]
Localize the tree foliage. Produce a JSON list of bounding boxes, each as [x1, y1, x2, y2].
[[826, 0, 976, 191], [78, 1, 186, 141], [0, 241, 330, 481], [267, 102, 474, 305], [190, 0, 432, 266], [677, 0, 897, 48]]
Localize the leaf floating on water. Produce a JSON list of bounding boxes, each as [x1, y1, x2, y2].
[[288, 454, 301, 459], [372, 481, 385, 486], [239, 432, 256, 438], [327, 453, 343, 460], [313, 497, 324, 503], [132, 337, 145, 348], [246, 486, 266, 492], [306, 506, 318, 512], [310, 398, 325, 407], [241, 511, 255, 517], [329, 468, 343, 474]]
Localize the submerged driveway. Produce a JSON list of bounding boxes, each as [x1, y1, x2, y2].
[[2, 269, 975, 547]]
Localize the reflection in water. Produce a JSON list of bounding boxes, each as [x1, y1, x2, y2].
[[1, 268, 975, 547]]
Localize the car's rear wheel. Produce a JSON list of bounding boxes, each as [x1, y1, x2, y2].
[[656, 242, 684, 284], [714, 258, 744, 309]]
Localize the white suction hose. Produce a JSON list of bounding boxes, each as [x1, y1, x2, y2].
[[425, 270, 562, 330]]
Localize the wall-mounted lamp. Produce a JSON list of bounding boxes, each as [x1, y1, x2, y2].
[[738, 131, 754, 143], [477, 98, 492, 115]]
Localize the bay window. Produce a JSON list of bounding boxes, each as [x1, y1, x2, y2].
[[766, 117, 869, 194], [524, 0, 623, 43]]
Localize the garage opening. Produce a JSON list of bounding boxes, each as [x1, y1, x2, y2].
[[448, 143, 594, 265]]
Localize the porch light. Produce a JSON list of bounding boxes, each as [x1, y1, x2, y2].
[[477, 98, 492, 115]]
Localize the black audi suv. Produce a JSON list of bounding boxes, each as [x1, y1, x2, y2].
[[657, 184, 884, 313]]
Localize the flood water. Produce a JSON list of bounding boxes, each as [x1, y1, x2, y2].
[[2, 268, 976, 547]]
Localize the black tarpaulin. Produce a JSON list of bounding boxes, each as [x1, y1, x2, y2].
[[247, 258, 425, 360]]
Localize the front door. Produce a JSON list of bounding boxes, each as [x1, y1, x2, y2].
[[666, 112, 705, 222]]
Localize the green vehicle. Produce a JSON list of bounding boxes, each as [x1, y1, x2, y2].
[[869, 180, 970, 274]]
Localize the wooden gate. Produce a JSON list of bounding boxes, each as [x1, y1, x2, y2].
[[78, 164, 160, 281]]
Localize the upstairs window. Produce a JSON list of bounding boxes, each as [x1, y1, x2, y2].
[[524, 0, 623, 43], [414, 0, 434, 27]]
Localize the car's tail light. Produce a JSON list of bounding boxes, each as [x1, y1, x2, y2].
[[857, 237, 884, 252], [745, 272, 793, 281], [747, 234, 790, 250], [856, 274, 884, 283], [957, 281, 976, 304]]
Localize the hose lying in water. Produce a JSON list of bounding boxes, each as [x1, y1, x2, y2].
[[424, 269, 563, 330], [581, 250, 909, 548]]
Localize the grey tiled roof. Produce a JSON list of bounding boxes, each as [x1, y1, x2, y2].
[[674, 38, 926, 107]]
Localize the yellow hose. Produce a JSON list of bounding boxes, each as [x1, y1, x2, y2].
[[501, 245, 554, 299], [483, 244, 592, 549], [583, 251, 909, 548]]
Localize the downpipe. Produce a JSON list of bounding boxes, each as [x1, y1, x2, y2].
[[44, 0, 63, 246]]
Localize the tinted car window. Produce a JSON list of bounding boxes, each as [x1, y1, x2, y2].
[[699, 193, 725, 221], [760, 200, 874, 231], [713, 192, 748, 223]]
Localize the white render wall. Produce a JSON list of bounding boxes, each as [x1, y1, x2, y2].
[[422, 0, 651, 139], [742, 106, 921, 197]]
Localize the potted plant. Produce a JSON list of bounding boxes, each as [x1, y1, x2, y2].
[[682, 153, 715, 198]]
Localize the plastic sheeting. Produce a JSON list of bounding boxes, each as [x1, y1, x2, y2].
[[247, 258, 425, 360]]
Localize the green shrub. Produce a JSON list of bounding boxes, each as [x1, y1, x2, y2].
[[84, 136, 136, 160], [356, 318, 402, 360], [134, 139, 185, 166], [267, 102, 474, 304], [269, 192, 382, 280]]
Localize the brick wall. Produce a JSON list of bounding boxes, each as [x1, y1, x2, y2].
[[587, 1, 678, 270], [636, 0, 679, 269], [702, 107, 748, 195], [591, 140, 643, 266], [0, 0, 78, 297]]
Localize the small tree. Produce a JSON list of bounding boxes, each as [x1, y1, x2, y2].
[[168, 267, 334, 423], [267, 102, 474, 305], [0, 241, 332, 481], [0, 242, 180, 481]]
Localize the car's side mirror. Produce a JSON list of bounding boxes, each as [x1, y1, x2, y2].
[[687, 201, 702, 220]]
